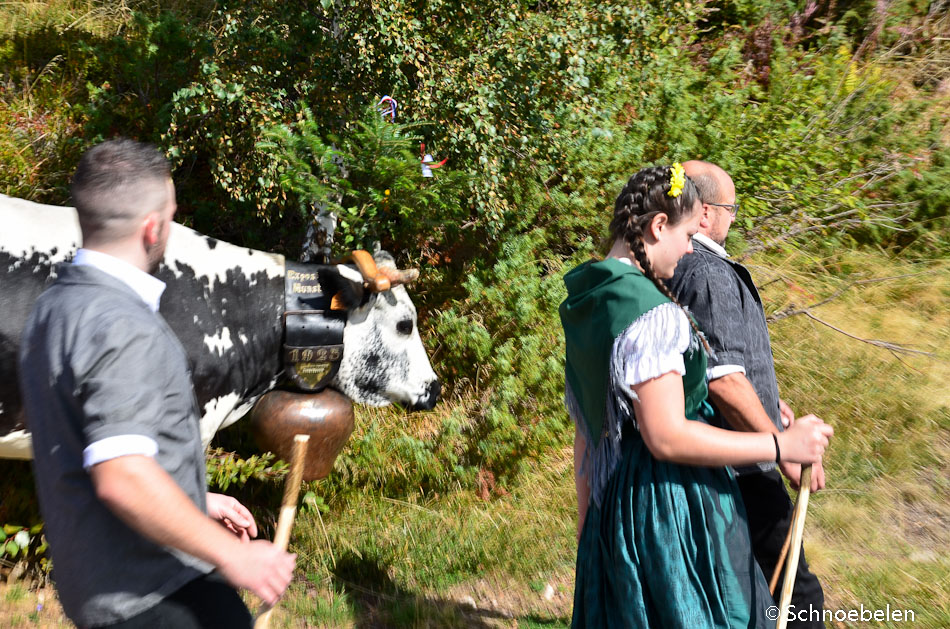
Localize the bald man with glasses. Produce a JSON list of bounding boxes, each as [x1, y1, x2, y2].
[[668, 161, 827, 628]]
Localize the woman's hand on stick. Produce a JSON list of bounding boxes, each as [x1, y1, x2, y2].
[[777, 415, 833, 465]]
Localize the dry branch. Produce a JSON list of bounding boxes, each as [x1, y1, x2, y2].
[[765, 271, 937, 359], [796, 311, 933, 357], [768, 271, 930, 321]]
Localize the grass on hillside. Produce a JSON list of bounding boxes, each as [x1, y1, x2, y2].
[[1, 248, 947, 628], [762, 247, 950, 628], [0, 0, 218, 39], [248, 247, 949, 628]]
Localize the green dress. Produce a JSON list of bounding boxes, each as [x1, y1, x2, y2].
[[560, 258, 774, 628]]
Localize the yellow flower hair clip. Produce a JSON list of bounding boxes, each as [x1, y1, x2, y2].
[[668, 162, 686, 198]]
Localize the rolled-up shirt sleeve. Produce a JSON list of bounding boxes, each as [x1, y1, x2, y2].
[[83, 435, 158, 470], [706, 363, 746, 381], [74, 315, 169, 464], [677, 264, 748, 372]]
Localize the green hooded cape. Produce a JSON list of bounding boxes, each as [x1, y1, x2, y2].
[[558, 258, 668, 451]]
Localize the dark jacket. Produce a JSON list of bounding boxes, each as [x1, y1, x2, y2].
[[668, 238, 781, 474]]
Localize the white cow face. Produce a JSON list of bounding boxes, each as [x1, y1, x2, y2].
[[325, 253, 440, 410]]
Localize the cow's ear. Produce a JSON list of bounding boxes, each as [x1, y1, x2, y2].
[[318, 264, 366, 310]]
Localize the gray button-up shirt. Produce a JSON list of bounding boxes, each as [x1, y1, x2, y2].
[[19, 263, 211, 626], [668, 234, 782, 475]]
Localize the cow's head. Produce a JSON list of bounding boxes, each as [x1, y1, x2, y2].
[[321, 251, 440, 410]]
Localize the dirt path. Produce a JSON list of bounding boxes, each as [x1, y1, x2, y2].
[[0, 573, 575, 628]]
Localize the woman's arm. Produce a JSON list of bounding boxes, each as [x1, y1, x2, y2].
[[632, 372, 832, 466], [574, 424, 591, 541]]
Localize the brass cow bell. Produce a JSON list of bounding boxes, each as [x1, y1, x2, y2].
[[249, 388, 355, 481]]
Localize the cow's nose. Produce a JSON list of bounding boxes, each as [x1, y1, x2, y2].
[[412, 379, 440, 411]]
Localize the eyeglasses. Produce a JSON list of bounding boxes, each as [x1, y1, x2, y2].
[[706, 201, 739, 218]]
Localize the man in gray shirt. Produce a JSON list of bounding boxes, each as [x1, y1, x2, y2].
[[668, 161, 826, 627], [19, 139, 295, 628]]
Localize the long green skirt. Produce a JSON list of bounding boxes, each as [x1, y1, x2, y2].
[[572, 428, 775, 628]]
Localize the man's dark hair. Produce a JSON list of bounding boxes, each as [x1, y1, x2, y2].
[[71, 138, 172, 242]]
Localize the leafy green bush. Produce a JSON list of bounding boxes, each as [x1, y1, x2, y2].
[[0, 87, 81, 200], [205, 447, 287, 491], [259, 104, 470, 253], [0, 41, 85, 201], [1, 523, 48, 572], [889, 146, 950, 250], [431, 233, 580, 482], [0, 462, 48, 576], [80, 11, 204, 143], [2, 0, 948, 500]]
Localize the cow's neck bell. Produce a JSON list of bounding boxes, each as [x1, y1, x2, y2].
[[254, 250, 421, 481], [249, 388, 354, 482]]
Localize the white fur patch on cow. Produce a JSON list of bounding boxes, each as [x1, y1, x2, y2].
[[0, 195, 81, 265], [199, 391, 261, 447], [163, 225, 284, 286], [221, 400, 255, 430], [200, 392, 243, 446], [0, 430, 33, 460], [203, 327, 233, 355]]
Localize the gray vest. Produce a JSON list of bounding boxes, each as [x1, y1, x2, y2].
[[19, 264, 212, 626]]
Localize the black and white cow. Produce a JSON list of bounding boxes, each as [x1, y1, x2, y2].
[[0, 194, 439, 459]]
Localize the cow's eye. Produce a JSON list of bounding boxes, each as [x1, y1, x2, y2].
[[396, 319, 414, 335]]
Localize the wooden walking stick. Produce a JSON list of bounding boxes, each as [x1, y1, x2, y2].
[[769, 520, 793, 595], [775, 464, 813, 629], [254, 434, 310, 629], [769, 464, 812, 594]]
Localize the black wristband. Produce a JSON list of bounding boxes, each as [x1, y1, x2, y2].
[[772, 433, 781, 463]]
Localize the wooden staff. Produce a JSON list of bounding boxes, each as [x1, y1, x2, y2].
[[254, 434, 310, 629], [775, 464, 813, 629], [769, 522, 793, 595], [769, 464, 812, 594]]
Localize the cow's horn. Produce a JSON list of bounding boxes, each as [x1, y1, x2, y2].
[[345, 250, 390, 292], [378, 266, 419, 287], [344, 251, 418, 291]]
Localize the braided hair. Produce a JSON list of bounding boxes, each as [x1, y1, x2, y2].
[[609, 165, 711, 353]]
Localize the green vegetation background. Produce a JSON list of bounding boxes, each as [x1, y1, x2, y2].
[[1, 0, 948, 626]]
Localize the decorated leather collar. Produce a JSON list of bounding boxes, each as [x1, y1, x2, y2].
[[282, 251, 419, 392]]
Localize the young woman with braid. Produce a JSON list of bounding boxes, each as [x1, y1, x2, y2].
[[559, 165, 833, 628]]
